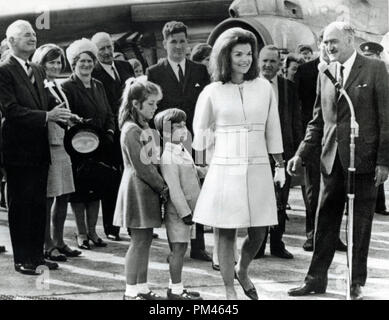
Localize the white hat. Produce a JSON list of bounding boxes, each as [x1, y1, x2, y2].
[[66, 38, 98, 67]]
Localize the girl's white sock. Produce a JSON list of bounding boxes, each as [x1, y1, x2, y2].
[[125, 284, 138, 297]]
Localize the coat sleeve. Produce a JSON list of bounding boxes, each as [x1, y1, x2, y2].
[[125, 126, 166, 193], [265, 83, 284, 154], [375, 60, 389, 167], [192, 85, 215, 158], [160, 159, 192, 218], [0, 67, 47, 129], [296, 75, 324, 161], [291, 84, 304, 152]]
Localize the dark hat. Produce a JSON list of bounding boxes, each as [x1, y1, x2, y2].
[[360, 42, 384, 56], [64, 122, 104, 159], [296, 44, 313, 54]]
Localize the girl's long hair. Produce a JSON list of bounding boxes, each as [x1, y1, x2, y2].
[[118, 76, 162, 130]]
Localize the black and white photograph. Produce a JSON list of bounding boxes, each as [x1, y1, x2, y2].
[[0, 0, 389, 305]]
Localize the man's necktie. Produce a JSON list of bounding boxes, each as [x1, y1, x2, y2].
[[112, 65, 120, 82], [177, 64, 184, 86], [25, 62, 35, 84], [336, 65, 344, 100]]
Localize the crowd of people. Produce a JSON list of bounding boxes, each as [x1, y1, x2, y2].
[[0, 17, 388, 301]]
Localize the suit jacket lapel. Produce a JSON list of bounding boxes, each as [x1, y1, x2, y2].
[[344, 53, 363, 91], [32, 65, 47, 110], [163, 59, 180, 86], [182, 59, 191, 92], [10, 56, 40, 105]]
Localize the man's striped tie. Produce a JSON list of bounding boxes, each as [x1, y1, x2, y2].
[[25, 62, 35, 84]]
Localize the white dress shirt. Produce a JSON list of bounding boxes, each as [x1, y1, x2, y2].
[[167, 57, 186, 81], [100, 61, 120, 80], [336, 50, 357, 85]]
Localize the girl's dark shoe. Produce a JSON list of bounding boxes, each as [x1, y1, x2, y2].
[[76, 235, 91, 250], [88, 235, 107, 247], [138, 291, 166, 300], [57, 245, 82, 257]]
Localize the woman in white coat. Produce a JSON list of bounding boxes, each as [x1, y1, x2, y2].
[[192, 28, 286, 300]]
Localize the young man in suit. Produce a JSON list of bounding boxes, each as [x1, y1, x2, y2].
[[147, 21, 211, 262], [288, 22, 389, 300], [91, 32, 135, 241], [255, 45, 303, 260], [0, 20, 71, 275], [294, 33, 348, 252]]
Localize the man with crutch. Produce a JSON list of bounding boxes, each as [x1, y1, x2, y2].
[[287, 21, 389, 300]]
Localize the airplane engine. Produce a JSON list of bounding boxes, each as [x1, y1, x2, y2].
[[208, 16, 317, 53]]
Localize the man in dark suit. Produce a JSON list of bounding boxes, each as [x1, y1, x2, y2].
[[359, 41, 389, 216], [294, 34, 348, 252], [287, 22, 389, 300], [0, 20, 71, 275], [147, 21, 211, 262], [91, 32, 135, 241], [255, 45, 303, 260]]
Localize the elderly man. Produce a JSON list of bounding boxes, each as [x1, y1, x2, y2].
[[287, 22, 389, 300], [91, 32, 134, 241], [0, 20, 71, 275]]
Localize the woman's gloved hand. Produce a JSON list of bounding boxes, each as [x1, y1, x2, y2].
[[274, 167, 286, 188]]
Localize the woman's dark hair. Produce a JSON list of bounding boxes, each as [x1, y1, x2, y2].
[[190, 43, 212, 63], [209, 27, 259, 83], [284, 53, 305, 70], [32, 43, 66, 72], [118, 77, 162, 130], [71, 51, 97, 71]]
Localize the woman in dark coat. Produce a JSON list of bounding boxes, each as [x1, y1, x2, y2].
[[62, 38, 115, 250]]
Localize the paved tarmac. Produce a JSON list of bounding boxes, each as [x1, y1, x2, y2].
[[1, 187, 389, 300]]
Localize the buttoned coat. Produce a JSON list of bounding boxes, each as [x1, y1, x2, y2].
[[0, 55, 49, 166], [297, 53, 389, 175], [146, 58, 210, 133]]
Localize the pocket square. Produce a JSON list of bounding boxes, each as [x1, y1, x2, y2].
[[195, 83, 201, 88], [356, 84, 368, 88]]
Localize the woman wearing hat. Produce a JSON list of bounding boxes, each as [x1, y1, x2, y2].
[[62, 38, 115, 250], [32, 44, 81, 261]]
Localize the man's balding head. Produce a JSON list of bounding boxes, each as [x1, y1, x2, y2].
[[6, 20, 36, 59], [323, 22, 355, 64]]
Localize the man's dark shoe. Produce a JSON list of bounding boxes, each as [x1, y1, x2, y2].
[[271, 248, 294, 259], [14, 263, 42, 276], [376, 210, 389, 216], [336, 239, 347, 252], [190, 249, 212, 262], [167, 289, 203, 300], [0, 246, 5, 253], [303, 239, 314, 252], [288, 277, 327, 296], [350, 284, 363, 300]]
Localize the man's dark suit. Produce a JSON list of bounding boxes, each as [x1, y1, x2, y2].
[[0, 55, 49, 266], [147, 58, 210, 254], [296, 53, 389, 285], [92, 60, 134, 237], [294, 57, 321, 242], [258, 76, 303, 255]]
